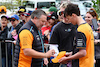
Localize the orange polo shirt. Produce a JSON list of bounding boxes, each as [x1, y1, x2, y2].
[[77, 23, 94, 67], [18, 29, 34, 67]]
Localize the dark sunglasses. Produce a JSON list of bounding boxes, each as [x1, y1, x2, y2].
[[19, 14, 24, 16], [10, 18, 16, 22], [59, 11, 64, 16]]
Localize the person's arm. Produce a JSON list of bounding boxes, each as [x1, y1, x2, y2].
[[59, 32, 87, 64], [59, 49, 86, 64], [66, 49, 86, 60], [20, 29, 55, 58], [23, 48, 55, 58]]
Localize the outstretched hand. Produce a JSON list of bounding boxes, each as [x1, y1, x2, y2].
[[59, 57, 69, 64], [59, 52, 72, 64]]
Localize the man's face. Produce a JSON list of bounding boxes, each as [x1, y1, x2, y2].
[[36, 15, 47, 30], [10, 18, 19, 28], [25, 16, 31, 22], [48, 19, 55, 25], [19, 12, 26, 20], [1, 17, 8, 27], [66, 15, 76, 25]]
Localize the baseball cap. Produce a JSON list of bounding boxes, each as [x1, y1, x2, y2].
[[18, 6, 26, 13], [10, 14, 19, 20], [0, 15, 9, 20], [49, 6, 57, 12], [0, 6, 7, 13], [47, 12, 58, 20], [28, 10, 33, 15], [24, 10, 33, 16], [1, 15, 9, 19], [52, 51, 66, 63]]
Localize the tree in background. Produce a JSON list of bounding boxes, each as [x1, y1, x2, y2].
[[92, 0, 100, 18], [0, 0, 24, 12]]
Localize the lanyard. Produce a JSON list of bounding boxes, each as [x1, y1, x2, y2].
[[38, 30, 44, 67], [30, 26, 44, 67], [38, 30, 44, 52]]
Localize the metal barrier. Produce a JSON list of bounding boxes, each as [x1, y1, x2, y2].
[[44, 43, 50, 52], [0, 41, 2, 67], [44, 43, 50, 67], [0, 39, 14, 67], [0, 41, 50, 67]]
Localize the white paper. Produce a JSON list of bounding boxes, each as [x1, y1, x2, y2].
[[50, 44, 59, 57]]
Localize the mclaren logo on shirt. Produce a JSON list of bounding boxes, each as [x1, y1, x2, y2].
[[36, 35, 40, 40], [65, 29, 71, 32]]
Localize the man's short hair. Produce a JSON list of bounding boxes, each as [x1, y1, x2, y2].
[[60, 2, 68, 9], [31, 9, 47, 19], [64, 3, 80, 17]]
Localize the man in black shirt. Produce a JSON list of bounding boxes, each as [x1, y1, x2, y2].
[[49, 22, 76, 52], [49, 2, 77, 67]]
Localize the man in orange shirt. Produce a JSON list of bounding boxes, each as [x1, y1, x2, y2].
[[14, 10, 55, 67], [59, 3, 94, 67]]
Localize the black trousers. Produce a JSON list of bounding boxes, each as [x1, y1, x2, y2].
[[48, 63, 60, 67], [95, 59, 100, 67]]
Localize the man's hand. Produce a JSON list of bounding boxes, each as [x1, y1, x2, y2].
[[45, 49, 55, 58], [59, 57, 69, 64], [44, 58, 48, 65], [11, 30, 17, 36], [58, 52, 72, 64]]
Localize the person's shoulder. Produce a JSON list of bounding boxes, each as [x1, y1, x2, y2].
[[78, 23, 88, 30], [19, 29, 33, 37], [20, 29, 31, 35], [20, 29, 31, 34], [53, 22, 62, 28]]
